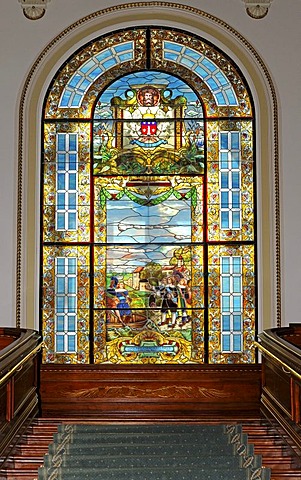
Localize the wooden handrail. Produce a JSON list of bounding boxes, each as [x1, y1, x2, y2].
[[0, 341, 43, 387], [254, 340, 301, 381]]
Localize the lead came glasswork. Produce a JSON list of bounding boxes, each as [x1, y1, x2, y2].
[[41, 27, 256, 365]]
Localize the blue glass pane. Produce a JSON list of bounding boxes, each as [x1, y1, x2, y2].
[[95, 50, 111, 62], [164, 52, 178, 61], [222, 277, 230, 293], [57, 154, 66, 169], [195, 66, 207, 78], [222, 296, 230, 312], [181, 57, 195, 68], [232, 192, 240, 208], [115, 42, 133, 53], [68, 296, 76, 312], [232, 172, 240, 188], [69, 173, 77, 190], [233, 334, 241, 351], [56, 315, 65, 332], [221, 211, 229, 228], [221, 191, 228, 208], [202, 58, 216, 72], [56, 277, 65, 294], [71, 94, 82, 107], [232, 211, 240, 229], [164, 41, 181, 52], [60, 91, 71, 107], [215, 71, 228, 86], [57, 173, 66, 190], [233, 257, 241, 273], [68, 258, 76, 274], [57, 135, 66, 151], [68, 335, 76, 351], [233, 315, 242, 331], [56, 258, 65, 273], [222, 335, 230, 351], [69, 154, 77, 170], [220, 152, 228, 168], [207, 78, 219, 91], [221, 172, 229, 188], [56, 335, 64, 352], [119, 53, 134, 62], [69, 135, 77, 151], [79, 60, 95, 73], [79, 79, 90, 92], [103, 58, 117, 69], [220, 133, 228, 149], [56, 296, 65, 313], [89, 67, 102, 79], [68, 277, 76, 294], [225, 89, 237, 104], [215, 93, 226, 105], [233, 296, 241, 312], [221, 257, 230, 273], [222, 315, 230, 331], [57, 213, 65, 229], [185, 48, 200, 59], [233, 276, 241, 293], [57, 193, 65, 209], [231, 152, 240, 168], [69, 74, 82, 88], [68, 212, 76, 230], [68, 193, 76, 208], [68, 316, 76, 331], [231, 132, 240, 149]]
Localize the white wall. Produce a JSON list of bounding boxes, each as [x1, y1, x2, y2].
[[0, 0, 300, 329]]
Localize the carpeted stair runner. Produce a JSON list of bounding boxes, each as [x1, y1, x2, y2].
[[38, 424, 271, 480]]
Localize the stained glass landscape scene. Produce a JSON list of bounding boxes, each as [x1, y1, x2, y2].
[[41, 27, 256, 365]]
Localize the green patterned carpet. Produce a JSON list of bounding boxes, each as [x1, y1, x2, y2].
[[38, 424, 270, 480]]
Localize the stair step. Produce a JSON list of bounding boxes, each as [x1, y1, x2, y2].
[[1, 419, 301, 479]]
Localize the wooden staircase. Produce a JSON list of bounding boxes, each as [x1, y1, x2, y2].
[[0, 419, 61, 480], [0, 418, 300, 479], [242, 420, 301, 479]]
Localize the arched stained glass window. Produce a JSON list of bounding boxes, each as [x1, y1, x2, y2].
[[41, 27, 256, 365]]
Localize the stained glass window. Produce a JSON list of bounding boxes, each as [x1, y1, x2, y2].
[[41, 27, 256, 365]]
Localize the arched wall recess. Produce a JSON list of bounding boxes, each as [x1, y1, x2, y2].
[[17, 2, 280, 348]]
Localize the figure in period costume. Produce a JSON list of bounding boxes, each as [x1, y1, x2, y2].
[[107, 276, 131, 323], [177, 277, 189, 325], [159, 277, 178, 328]]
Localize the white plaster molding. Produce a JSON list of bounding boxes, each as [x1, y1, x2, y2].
[[243, 0, 274, 19], [18, 0, 51, 20]]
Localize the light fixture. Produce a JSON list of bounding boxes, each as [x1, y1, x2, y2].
[[18, 0, 51, 20], [243, 0, 274, 19]]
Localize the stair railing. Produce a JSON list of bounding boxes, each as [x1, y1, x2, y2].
[[257, 324, 301, 452], [0, 327, 42, 465]]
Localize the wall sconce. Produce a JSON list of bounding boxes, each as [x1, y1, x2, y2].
[[18, 0, 51, 20], [243, 0, 274, 19]]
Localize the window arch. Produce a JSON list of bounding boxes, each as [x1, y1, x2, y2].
[[41, 27, 256, 365]]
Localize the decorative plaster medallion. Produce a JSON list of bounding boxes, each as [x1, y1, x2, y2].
[[243, 0, 273, 19], [18, 0, 51, 20]]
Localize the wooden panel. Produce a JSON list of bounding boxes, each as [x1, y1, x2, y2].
[[0, 328, 41, 463], [263, 360, 291, 415], [40, 364, 261, 421], [258, 324, 301, 451]]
